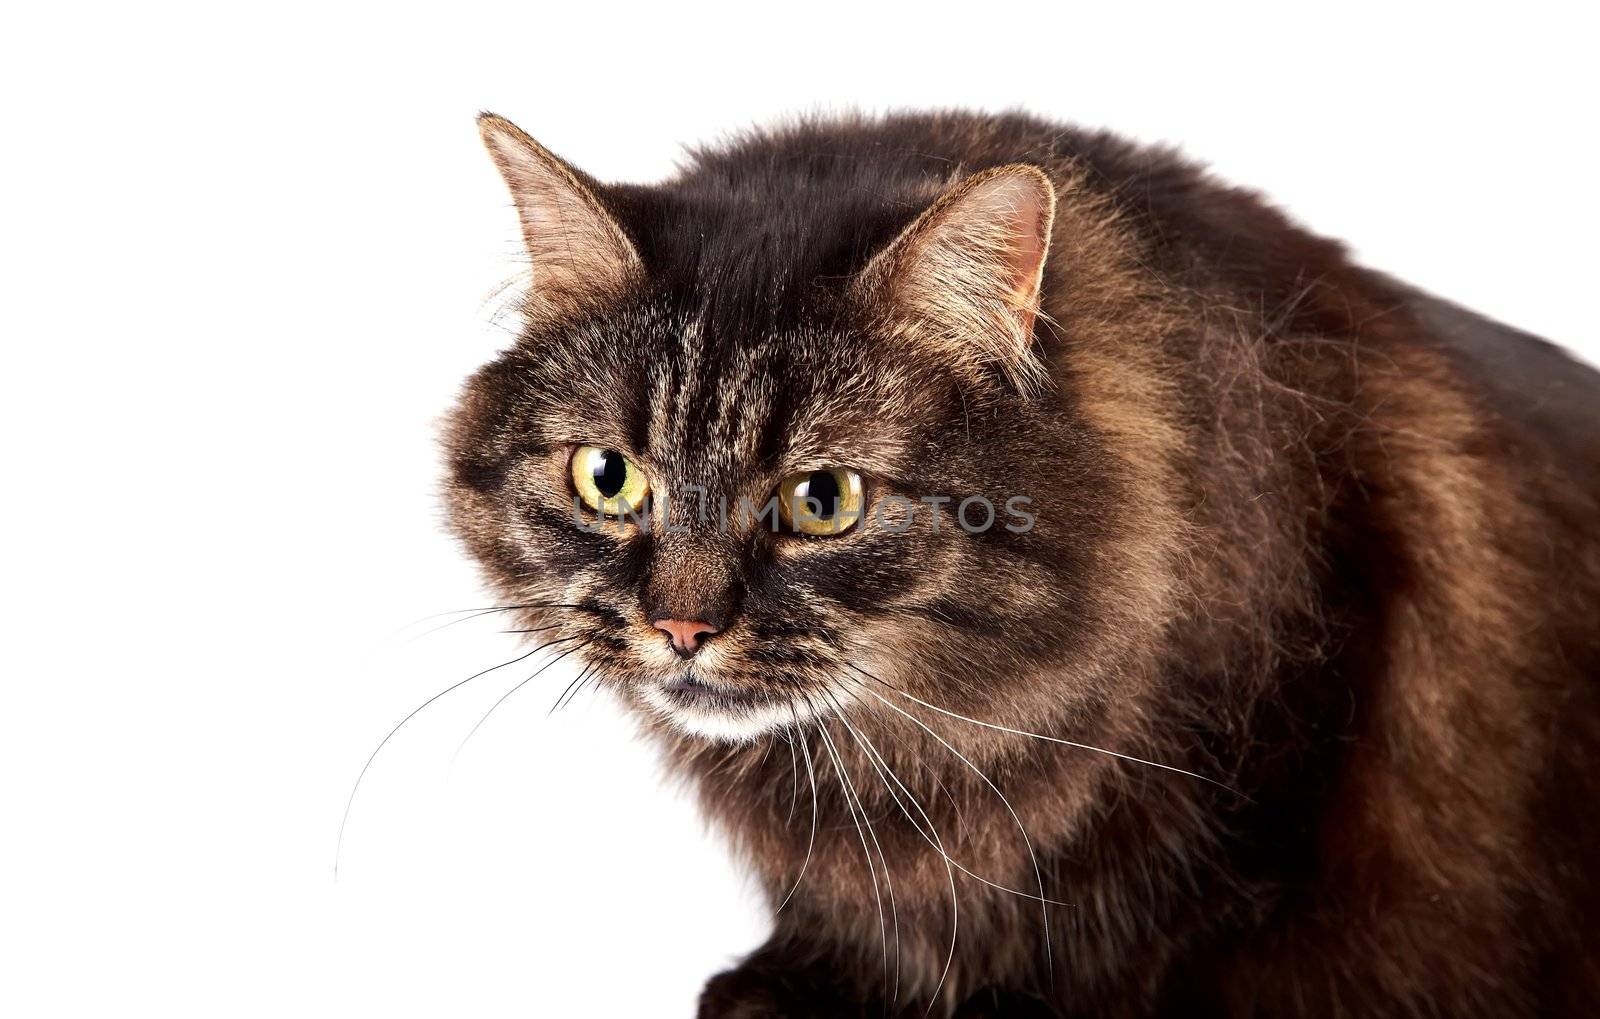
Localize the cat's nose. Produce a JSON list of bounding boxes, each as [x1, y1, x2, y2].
[[652, 618, 720, 657]]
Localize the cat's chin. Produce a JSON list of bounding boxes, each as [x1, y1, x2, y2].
[[639, 675, 816, 743]]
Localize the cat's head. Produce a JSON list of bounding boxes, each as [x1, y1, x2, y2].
[[446, 114, 1167, 744]]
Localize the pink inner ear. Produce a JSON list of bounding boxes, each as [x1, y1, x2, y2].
[[858, 163, 1056, 393], [980, 177, 1051, 304]]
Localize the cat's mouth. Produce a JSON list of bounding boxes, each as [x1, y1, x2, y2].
[[641, 670, 798, 742], [657, 671, 777, 712]]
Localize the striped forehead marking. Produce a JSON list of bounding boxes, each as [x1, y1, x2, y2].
[[709, 341, 779, 464], [647, 320, 784, 478], [647, 318, 703, 458]]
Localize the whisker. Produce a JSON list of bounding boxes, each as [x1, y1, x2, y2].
[[827, 683, 1074, 903], [820, 703, 902, 1007], [844, 662, 1240, 797], [403, 607, 526, 642], [570, 670, 607, 711], [335, 634, 576, 878], [814, 712, 893, 1008], [842, 670, 1055, 981], [547, 657, 597, 717], [397, 602, 584, 641], [785, 729, 800, 826], [452, 636, 591, 758], [775, 702, 819, 914], [828, 692, 958, 1016], [822, 693, 914, 1007], [550, 660, 601, 715], [930, 769, 968, 842], [755, 730, 778, 770]]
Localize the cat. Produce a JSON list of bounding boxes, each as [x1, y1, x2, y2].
[[444, 110, 1600, 1017]]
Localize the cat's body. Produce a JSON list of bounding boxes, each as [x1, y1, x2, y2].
[[447, 111, 1600, 1016]]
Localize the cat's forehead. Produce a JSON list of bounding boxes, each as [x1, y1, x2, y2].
[[642, 315, 925, 477], [533, 305, 935, 478]]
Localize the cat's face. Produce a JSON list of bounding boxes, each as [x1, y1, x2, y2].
[[447, 116, 1129, 743]]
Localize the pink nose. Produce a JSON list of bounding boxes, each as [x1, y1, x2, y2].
[[653, 618, 719, 656]]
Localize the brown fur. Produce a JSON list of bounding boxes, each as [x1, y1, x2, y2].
[[446, 110, 1600, 1016]]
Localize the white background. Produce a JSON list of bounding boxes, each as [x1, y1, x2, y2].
[[3, 3, 1595, 1016]]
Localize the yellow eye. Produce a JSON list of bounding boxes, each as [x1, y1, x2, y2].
[[570, 445, 650, 516], [776, 468, 864, 536]]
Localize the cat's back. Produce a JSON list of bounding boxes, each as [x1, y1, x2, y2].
[[1407, 289, 1600, 479]]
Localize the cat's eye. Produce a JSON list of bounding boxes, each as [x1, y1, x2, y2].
[[570, 445, 650, 516], [776, 468, 864, 537]]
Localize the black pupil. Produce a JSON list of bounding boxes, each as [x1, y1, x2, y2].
[[592, 449, 627, 499], [800, 471, 840, 519]]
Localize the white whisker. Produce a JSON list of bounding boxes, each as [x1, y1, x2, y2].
[[819, 706, 902, 1006], [334, 633, 579, 878], [785, 728, 800, 826], [815, 715, 894, 1005], [845, 673, 1055, 981], [775, 704, 820, 914], [846, 662, 1238, 796], [829, 682, 1074, 906], [827, 690, 957, 1014]]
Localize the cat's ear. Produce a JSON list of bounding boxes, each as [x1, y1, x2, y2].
[[856, 165, 1056, 394], [477, 113, 642, 322]]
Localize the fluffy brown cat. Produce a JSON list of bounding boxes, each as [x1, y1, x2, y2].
[[444, 110, 1600, 1017]]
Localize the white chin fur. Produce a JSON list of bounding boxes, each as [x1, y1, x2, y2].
[[638, 683, 825, 743]]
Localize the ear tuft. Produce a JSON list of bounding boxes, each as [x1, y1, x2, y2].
[[857, 164, 1056, 395], [477, 113, 641, 323]]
